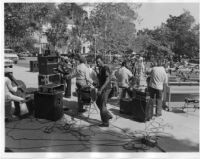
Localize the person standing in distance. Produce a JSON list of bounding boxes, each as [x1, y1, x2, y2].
[[115, 61, 133, 99], [96, 55, 113, 127], [148, 59, 168, 117]]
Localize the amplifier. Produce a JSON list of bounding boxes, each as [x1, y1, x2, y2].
[[39, 84, 65, 94], [135, 89, 150, 100], [38, 55, 58, 64], [30, 60, 38, 72], [132, 95, 153, 122], [119, 98, 134, 115], [38, 63, 58, 75], [38, 56, 58, 75], [38, 74, 61, 85], [34, 91, 63, 121]]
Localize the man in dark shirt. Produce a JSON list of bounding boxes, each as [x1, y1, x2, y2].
[[96, 55, 113, 127]]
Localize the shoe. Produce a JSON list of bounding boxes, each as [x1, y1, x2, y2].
[[78, 109, 87, 113], [99, 123, 109, 127]]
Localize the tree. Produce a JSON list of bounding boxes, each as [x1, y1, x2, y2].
[[5, 3, 56, 51], [166, 11, 198, 58], [83, 3, 140, 57], [45, 3, 86, 53], [136, 10, 199, 61]]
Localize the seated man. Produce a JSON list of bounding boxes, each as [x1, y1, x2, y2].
[[5, 67, 26, 121], [67, 55, 94, 113]]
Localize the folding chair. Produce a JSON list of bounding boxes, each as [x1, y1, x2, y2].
[[182, 97, 199, 112], [78, 87, 98, 118]]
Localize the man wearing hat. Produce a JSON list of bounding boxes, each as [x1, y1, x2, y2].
[[5, 67, 25, 102], [5, 66, 26, 121]]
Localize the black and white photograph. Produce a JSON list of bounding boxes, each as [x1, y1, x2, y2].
[[1, 0, 199, 158]]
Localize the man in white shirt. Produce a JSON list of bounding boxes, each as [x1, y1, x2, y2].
[[68, 55, 94, 113], [116, 61, 133, 98], [5, 67, 26, 121], [149, 60, 168, 116], [5, 67, 25, 103]]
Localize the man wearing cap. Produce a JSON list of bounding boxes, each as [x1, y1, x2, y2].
[[5, 66, 26, 121], [5, 67, 25, 102]]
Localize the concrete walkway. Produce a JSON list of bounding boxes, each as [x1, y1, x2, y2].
[[5, 65, 199, 153]]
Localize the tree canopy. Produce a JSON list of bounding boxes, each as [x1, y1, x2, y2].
[[4, 3, 199, 60]]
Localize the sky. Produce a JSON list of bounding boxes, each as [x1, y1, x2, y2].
[[80, 2, 199, 30], [136, 3, 199, 30]]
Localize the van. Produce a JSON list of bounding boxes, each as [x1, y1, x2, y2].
[[4, 49, 19, 64]]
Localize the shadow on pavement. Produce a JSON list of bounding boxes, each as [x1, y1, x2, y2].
[[5, 116, 199, 152], [158, 135, 199, 152], [109, 108, 132, 120]]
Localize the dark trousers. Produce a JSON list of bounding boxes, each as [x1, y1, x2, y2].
[[148, 87, 163, 116], [119, 87, 132, 99], [65, 79, 71, 97], [96, 89, 112, 124], [76, 83, 84, 111]]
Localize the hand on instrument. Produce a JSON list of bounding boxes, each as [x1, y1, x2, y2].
[[18, 85, 25, 92]]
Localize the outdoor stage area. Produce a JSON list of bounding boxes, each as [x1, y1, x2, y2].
[[4, 63, 199, 153]]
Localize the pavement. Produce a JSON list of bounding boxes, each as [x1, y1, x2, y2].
[[4, 65, 200, 153]]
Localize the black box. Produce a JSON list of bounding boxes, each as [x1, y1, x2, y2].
[[38, 74, 61, 85], [39, 63, 58, 75], [30, 61, 38, 72], [39, 84, 65, 94], [34, 91, 63, 121], [119, 98, 134, 115], [38, 56, 58, 75], [132, 94, 153, 122], [38, 55, 58, 64]]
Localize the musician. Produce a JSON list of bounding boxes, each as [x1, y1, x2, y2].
[[134, 56, 146, 87], [74, 55, 94, 113], [115, 61, 133, 99], [96, 55, 113, 127], [5, 67, 26, 121], [5, 67, 25, 103], [57, 56, 73, 98], [61, 55, 93, 113], [148, 59, 168, 117]]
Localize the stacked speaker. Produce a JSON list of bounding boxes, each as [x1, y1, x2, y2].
[[38, 55, 60, 85], [34, 52, 64, 121], [120, 89, 153, 122]]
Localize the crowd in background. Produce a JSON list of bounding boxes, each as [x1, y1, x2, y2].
[[5, 50, 199, 125]]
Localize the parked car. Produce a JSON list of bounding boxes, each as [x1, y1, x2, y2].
[[18, 51, 31, 57], [5, 59, 14, 68], [4, 49, 19, 64]]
